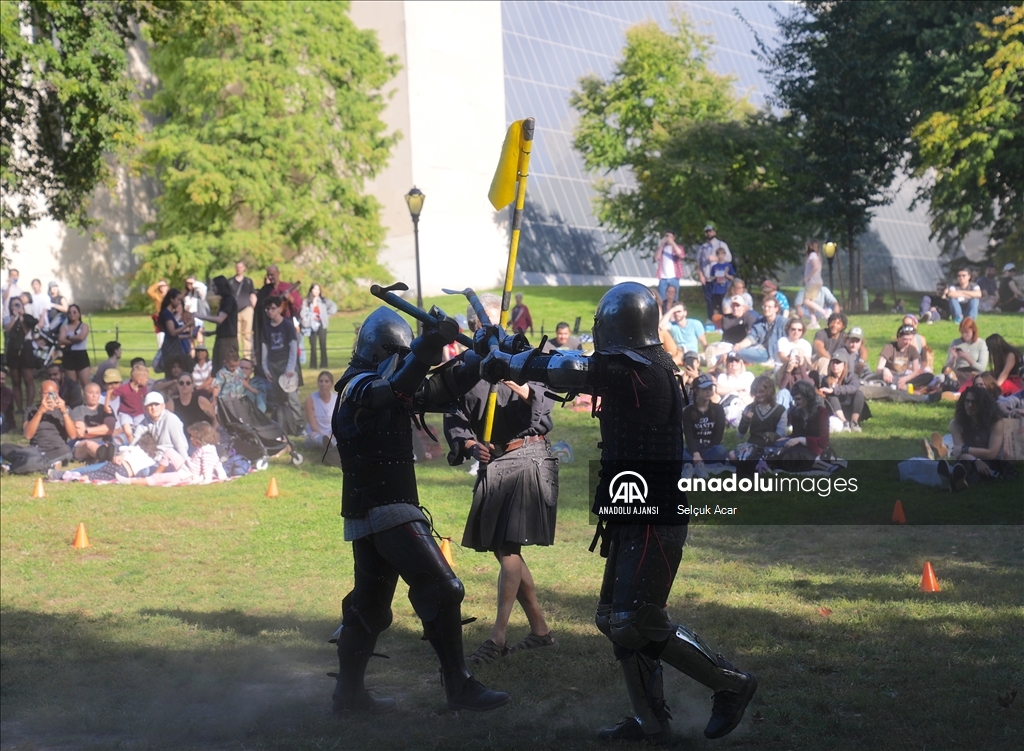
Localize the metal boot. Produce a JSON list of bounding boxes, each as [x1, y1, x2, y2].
[[331, 624, 397, 713], [656, 624, 757, 739], [425, 606, 510, 712], [598, 652, 671, 743]]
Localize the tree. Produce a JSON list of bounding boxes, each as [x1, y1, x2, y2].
[[572, 16, 806, 278], [0, 1, 142, 255], [755, 1, 913, 310], [910, 5, 1023, 264], [133, 0, 399, 292]]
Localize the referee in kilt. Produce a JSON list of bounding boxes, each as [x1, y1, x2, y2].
[[444, 294, 559, 665]]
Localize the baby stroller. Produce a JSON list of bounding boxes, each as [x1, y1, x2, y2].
[[32, 326, 62, 379], [217, 396, 303, 470]]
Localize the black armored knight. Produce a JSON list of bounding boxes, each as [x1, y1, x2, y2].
[[480, 282, 757, 743], [330, 306, 509, 714]]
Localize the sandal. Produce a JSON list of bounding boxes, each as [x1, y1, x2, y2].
[[509, 631, 557, 653], [466, 639, 509, 665]]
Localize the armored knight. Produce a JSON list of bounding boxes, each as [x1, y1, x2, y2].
[[331, 307, 510, 713], [480, 282, 757, 742]]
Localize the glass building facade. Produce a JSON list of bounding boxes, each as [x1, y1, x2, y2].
[[503, 0, 945, 292]]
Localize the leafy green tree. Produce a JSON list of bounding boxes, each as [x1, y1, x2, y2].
[[571, 16, 806, 280], [133, 0, 399, 293], [0, 1, 142, 255], [910, 5, 1023, 263]]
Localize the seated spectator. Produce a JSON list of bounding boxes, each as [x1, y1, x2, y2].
[[239, 358, 268, 412], [0, 380, 76, 474], [121, 421, 226, 486], [1, 367, 15, 433], [811, 312, 848, 376], [92, 341, 122, 388], [942, 385, 1010, 490], [868, 291, 888, 313], [708, 247, 736, 318], [920, 282, 950, 323], [51, 433, 158, 483], [760, 279, 790, 315], [155, 357, 187, 403], [941, 318, 988, 391], [168, 372, 217, 432], [836, 326, 870, 377], [132, 392, 190, 461], [191, 345, 215, 396], [305, 370, 337, 451], [706, 296, 758, 365], [876, 325, 931, 391], [213, 352, 260, 403], [716, 353, 754, 425], [942, 268, 982, 323], [732, 296, 787, 365], [899, 314, 927, 353], [794, 286, 840, 329], [45, 363, 82, 410], [659, 303, 706, 366], [996, 263, 1024, 312], [542, 322, 582, 352], [71, 382, 116, 462], [682, 374, 728, 465], [731, 375, 788, 460], [819, 356, 870, 432], [978, 265, 999, 311], [100, 368, 134, 444], [680, 351, 702, 390], [986, 334, 1024, 395], [721, 279, 754, 314], [110, 362, 150, 424], [892, 298, 906, 314], [779, 380, 829, 460], [777, 318, 813, 392]]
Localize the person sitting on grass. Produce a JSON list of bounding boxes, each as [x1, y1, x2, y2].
[[985, 334, 1023, 396], [837, 326, 870, 378], [0, 380, 76, 474], [707, 296, 758, 366], [682, 374, 728, 470], [659, 303, 706, 367], [91, 341, 122, 389], [46, 363, 82, 410], [777, 318, 813, 395], [731, 295, 787, 365], [730, 375, 787, 461], [818, 356, 870, 432], [775, 380, 829, 464], [71, 383, 116, 462], [110, 362, 150, 426], [132, 392, 189, 462], [811, 312, 848, 377], [304, 370, 337, 452], [716, 353, 754, 426], [876, 325, 931, 392], [120, 421, 226, 486], [941, 318, 988, 392], [50, 433, 158, 483], [169, 371, 217, 433], [191, 345, 215, 397], [941, 385, 1010, 490], [721, 279, 754, 313], [213, 352, 261, 403]]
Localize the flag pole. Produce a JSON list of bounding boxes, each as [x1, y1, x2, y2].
[[482, 117, 534, 444]]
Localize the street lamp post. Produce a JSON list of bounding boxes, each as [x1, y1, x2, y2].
[[404, 186, 425, 334], [823, 241, 837, 292]]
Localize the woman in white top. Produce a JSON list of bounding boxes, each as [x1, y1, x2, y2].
[[59, 304, 91, 387], [716, 353, 755, 425], [299, 284, 338, 370], [304, 370, 337, 450], [800, 240, 825, 329], [777, 317, 813, 392]]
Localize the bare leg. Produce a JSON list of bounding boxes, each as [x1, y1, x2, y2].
[[21, 368, 34, 409], [488, 550, 523, 646], [514, 557, 549, 637]]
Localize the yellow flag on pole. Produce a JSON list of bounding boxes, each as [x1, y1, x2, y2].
[[488, 119, 525, 210]]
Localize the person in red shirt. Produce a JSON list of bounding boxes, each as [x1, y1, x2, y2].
[[509, 293, 533, 335]]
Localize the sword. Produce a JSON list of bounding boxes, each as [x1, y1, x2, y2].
[[370, 282, 474, 349]]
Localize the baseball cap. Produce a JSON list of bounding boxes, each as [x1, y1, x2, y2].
[[847, 326, 863, 340], [726, 351, 742, 362], [683, 351, 700, 363], [730, 295, 746, 306], [1004, 262, 1016, 272], [830, 354, 845, 363], [704, 222, 716, 231], [103, 369, 123, 384], [143, 392, 164, 406], [897, 324, 916, 337], [694, 374, 715, 389]]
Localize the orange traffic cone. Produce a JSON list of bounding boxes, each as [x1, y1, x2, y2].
[[920, 561, 941, 592], [892, 500, 906, 524], [31, 477, 45, 498], [72, 523, 90, 549], [266, 477, 279, 498], [440, 537, 454, 567]]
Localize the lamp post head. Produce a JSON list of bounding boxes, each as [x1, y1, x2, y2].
[[823, 241, 837, 259], [405, 186, 425, 220]]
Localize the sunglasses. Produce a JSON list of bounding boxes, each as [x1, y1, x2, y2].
[[178, 379, 193, 386]]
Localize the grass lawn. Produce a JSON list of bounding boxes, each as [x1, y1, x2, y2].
[[1, 287, 1022, 750]]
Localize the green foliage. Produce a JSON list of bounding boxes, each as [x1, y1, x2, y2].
[[0, 1, 142, 256], [910, 5, 1024, 263], [133, 0, 399, 294], [571, 16, 806, 280]]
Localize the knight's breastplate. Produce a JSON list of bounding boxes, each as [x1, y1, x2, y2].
[[334, 373, 418, 518]]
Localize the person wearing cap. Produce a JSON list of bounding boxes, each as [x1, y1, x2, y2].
[[92, 341, 122, 389], [997, 263, 1023, 312], [654, 232, 686, 306], [659, 303, 706, 367], [877, 325, 931, 391], [683, 374, 728, 465], [732, 296, 787, 365], [759, 280, 790, 314], [837, 327, 870, 378], [819, 355, 870, 432], [132, 391, 189, 460], [707, 296, 758, 365], [45, 281, 69, 329], [261, 294, 302, 435], [696, 222, 732, 321], [941, 268, 982, 323], [811, 312, 848, 377], [716, 353, 754, 425]]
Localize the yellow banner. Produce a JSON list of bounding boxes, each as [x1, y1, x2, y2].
[[487, 119, 524, 210]]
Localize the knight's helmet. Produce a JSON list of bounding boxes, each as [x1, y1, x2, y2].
[[592, 282, 661, 352], [353, 307, 413, 366]]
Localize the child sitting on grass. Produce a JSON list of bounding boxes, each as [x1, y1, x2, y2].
[[120, 420, 226, 485]]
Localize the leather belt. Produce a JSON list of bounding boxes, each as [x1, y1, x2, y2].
[[502, 434, 547, 454]]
